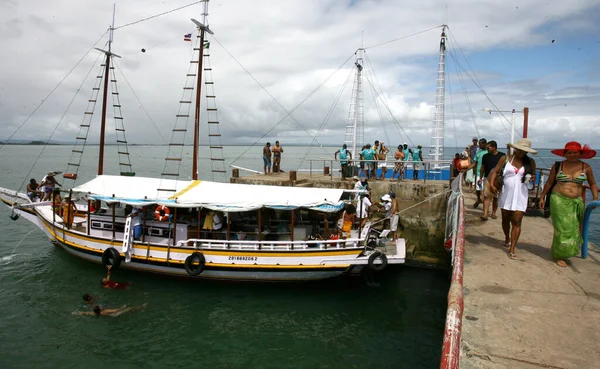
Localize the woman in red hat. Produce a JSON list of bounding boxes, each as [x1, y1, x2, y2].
[[539, 142, 598, 267]]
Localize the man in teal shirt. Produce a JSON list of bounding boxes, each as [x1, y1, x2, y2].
[[467, 138, 488, 208], [361, 144, 376, 180]]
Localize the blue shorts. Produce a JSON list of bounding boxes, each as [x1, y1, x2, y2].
[[133, 225, 142, 239], [263, 156, 271, 167]]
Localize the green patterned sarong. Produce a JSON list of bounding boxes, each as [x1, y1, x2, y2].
[[550, 193, 584, 260]]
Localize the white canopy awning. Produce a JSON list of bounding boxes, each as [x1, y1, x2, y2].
[[72, 175, 345, 213]]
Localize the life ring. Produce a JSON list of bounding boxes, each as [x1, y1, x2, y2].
[[102, 247, 122, 269], [368, 251, 388, 271], [184, 252, 206, 276], [154, 205, 171, 222]]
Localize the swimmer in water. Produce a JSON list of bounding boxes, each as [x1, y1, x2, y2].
[[73, 303, 147, 317], [101, 265, 130, 290]]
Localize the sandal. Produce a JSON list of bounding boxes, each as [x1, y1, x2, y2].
[[556, 260, 568, 268], [508, 252, 518, 260], [502, 242, 510, 249], [480, 216, 488, 221], [490, 214, 497, 219]]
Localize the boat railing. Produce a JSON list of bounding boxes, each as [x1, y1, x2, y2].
[[176, 237, 366, 250], [303, 159, 452, 181], [440, 174, 466, 369], [581, 200, 600, 259]]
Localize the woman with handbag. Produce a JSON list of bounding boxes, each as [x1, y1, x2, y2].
[[539, 142, 598, 267], [488, 139, 537, 259]]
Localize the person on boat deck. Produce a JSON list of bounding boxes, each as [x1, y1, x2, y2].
[[357, 193, 372, 229], [128, 207, 143, 240], [305, 233, 323, 247], [539, 141, 598, 268], [62, 195, 78, 229], [263, 142, 272, 175], [89, 199, 106, 213], [480, 141, 505, 221], [378, 141, 390, 180], [389, 193, 399, 241], [361, 144, 376, 180], [101, 265, 130, 290], [354, 177, 369, 202], [412, 145, 423, 180], [339, 205, 355, 239], [334, 144, 353, 180], [464, 138, 488, 208], [40, 171, 61, 201], [488, 139, 537, 260], [73, 303, 147, 317], [272, 141, 284, 173], [26, 178, 41, 201], [52, 189, 62, 215]]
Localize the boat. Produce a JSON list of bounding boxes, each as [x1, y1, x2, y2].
[[0, 3, 405, 282]]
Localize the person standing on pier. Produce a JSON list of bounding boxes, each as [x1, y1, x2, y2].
[[378, 142, 390, 180], [465, 138, 488, 208], [361, 144, 376, 180], [489, 139, 537, 260], [539, 142, 598, 267], [272, 141, 284, 173], [263, 142, 272, 175], [391, 145, 405, 181], [412, 145, 423, 180], [335, 144, 353, 180], [402, 143, 411, 181], [480, 141, 505, 220]]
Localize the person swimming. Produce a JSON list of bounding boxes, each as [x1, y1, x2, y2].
[[73, 303, 147, 317], [101, 265, 130, 290]]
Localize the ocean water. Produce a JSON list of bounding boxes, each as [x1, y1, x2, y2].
[[0, 145, 448, 369]]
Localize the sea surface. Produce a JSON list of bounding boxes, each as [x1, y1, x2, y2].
[[0, 145, 449, 369]]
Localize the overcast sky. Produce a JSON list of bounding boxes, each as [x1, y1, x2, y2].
[[1, 0, 599, 151]]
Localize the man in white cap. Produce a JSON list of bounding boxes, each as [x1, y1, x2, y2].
[[40, 171, 62, 201]]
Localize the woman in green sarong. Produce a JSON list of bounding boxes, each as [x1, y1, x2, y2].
[[540, 142, 598, 267]]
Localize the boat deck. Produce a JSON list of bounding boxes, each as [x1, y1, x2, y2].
[[459, 192, 600, 369]]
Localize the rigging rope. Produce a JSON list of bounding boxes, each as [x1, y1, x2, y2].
[[16, 43, 108, 192], [362, 53, 415, 147], [0, 30, 109, 151], [113, 61, 169, 144], [296, 65, 355, 170], [363, 25, 445, 50], [447, 72, 459, 151], [113, 1, 203, 30], [210, 31, 356, 165], [363, 54, 392, 146]]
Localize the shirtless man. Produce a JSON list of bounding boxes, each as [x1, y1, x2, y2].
[[272, 141, 284, 173], [263, 142, 272, 175]]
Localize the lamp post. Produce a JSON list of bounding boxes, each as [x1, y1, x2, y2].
[[482, 107, 529, 151]]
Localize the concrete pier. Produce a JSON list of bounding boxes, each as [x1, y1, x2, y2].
[[231, 172, 451, 265], [459, 192, 600, 369]]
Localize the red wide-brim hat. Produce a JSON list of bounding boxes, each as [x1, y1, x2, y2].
[[551, 141, 596, 159]]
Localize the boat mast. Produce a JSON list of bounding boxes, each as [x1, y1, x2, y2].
[[191, 1, 213, 180], [430, 25, 447, 168], [344, 48, 364, 167], [96, 4, 121, 176]]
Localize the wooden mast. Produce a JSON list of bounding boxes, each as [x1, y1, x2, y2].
[[191, 3, 213, 180], [95, 5, 121, 175]]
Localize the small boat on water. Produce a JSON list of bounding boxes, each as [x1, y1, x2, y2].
[[0, 4, 405, 282]]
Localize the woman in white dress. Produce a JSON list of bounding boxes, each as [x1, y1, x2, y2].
[[489, 139, 537, 259]]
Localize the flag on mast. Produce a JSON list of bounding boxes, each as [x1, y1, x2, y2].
[[184, 33, 192, 42]]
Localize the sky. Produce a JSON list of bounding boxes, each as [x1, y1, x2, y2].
[[1, 0, 600, 152]]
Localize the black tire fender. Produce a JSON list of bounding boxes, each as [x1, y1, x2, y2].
[[368, 251, 388, 271], [184, 252, 206, 276], [102, 247, 122, 269]]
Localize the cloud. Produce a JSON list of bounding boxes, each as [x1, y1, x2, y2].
[[0, 0, 599, 152]]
